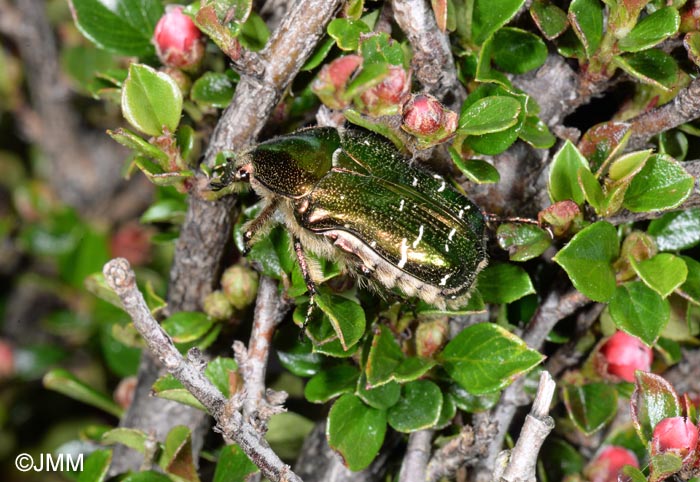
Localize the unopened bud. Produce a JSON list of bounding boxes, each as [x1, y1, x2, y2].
[[538, 200, 584, 237], [221, 265, 259, 310], [153, 6, 205, 70], [652, 416, 699, 460], [598, 331, 652, 383], [584, 446, 639, 482], [356, 66, 410, 116], [400, 94, 457, 148], [113, 376, 138, 410], [203, 290, 234, 320], [312, 55, 363, 110], [613, 231, 657, 282], [109, 223, 151, 267], [415, 318, 448, 358]]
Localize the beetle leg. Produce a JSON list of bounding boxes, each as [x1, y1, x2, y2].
[[293, 238, 318, 337], [241, 197, 280, 254]]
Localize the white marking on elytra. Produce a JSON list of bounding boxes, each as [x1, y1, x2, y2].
[[370, 240, 377, 248], [465, 205, 471, 210], [331, 148, 342, 167], [439, 273, 451, 286], [448, 228, 456, 241], [458, 209, 464, 219], [413, 225, 424, 248], [398, 238, 409, 268], [445, 243, 449, 252], [399, 199, 405, 211], [433, 174, 446, 192], [340, 195, 345, 200], [412, 177, 418, 187]]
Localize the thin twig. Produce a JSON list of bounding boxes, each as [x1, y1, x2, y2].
[[499, 372, 556, 482], [398, 430, 433, 482], [103, 258, 302, 482]]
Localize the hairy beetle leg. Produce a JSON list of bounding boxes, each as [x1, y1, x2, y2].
[[293, 238, 319, 339], [240, 198, 280, 255]]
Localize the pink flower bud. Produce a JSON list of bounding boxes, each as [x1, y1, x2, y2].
[[585, 446, 639, 482], [357, 66, 410, 116], [153, 6, 205, 70], [109, 223, 152, 267], [312, 55, 363, 110], [599, 331, 653, 383], [400, 94, 458, 148], [652, 416, 699, 460]]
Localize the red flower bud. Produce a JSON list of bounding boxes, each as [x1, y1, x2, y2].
[[652, 416, 699, 460], [312, 55, 363, 110], [153, 6, 205, 70], [109, 223, 152, 267], [599, 331, 653, 383], [357, 66, 410, 116], [400, 94, 457, 148], [585, 446, 639, 482]]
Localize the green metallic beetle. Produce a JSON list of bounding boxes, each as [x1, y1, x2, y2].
[[214, 127, 488, 310]]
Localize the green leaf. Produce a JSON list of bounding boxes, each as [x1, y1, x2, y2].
[[122, 471, 172, 482], [359, 32, 406, 66], [449, 149, 500, 184], [122, 63, 183, 136], [152, 375, 205, 411], [191, 72, 236, 108], [77, 449, 112, 482], [496, 223, 551, 262], [394, 356, 436, 383], [69, 0, 163, 57], [476, 263, 536, 303], [327, 394, 387, 471], [650, 453, 683, 481], [631, 254, 687, 298], [684, 31, 700, 67], [366, 325, 404, 387], [623, 154, 694, 212], [213, 445, 258, 482], [530, 0, 569, 40], [275, 336, 323, 377], [568, 0, 604, 57], [549, 140, 590, 204], [356, 374, 401, 410], [578, 121, 631, 172], [315, 289, 366, 351], [108, 128, 169, 162], [609, 282, 670, 345], [648, 208, 700, 251], [440, 323, 544, 394], [328, 18, 371, 51], [140, 199, 188, 224], [204, 357, 238, 398], [238, 12, 269, 51], [471, 0, 526, 45], [608, 150, 652, 182], [266, 412, 315, 460], [578, 166, 604, 211], [614, 50, 679, 90], [562, 382, 618, 435], [618, 7, 680, 53], [161, 312, 214, 343], [519, 116, 556, 148], [449, 384, 500, 412], [679, 256, 700, 304], [631, 371, 681, 444], [101, 427, 150, 452], [43, 369, 123, 417], [622, 465, 648, 482], [491, 28, 548, 74], [161, 426, 197, 481], [305, 365, 359, 403], [458, 96, 522, 135], [554, 221, 619, 302], [387, 380, 443, 432]]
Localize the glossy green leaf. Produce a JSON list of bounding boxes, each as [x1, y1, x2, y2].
[[530, 0, 569, 40], [648, 208, 700, 251], [275, 336, 323, 377], [549, 140, 590, 204], [496, 223, 551, 261], [623, 154, 694, 212], [614, 50, 679, 90], [631, 371, 681, 443], [394, 356, 436, 383], [458, 96, 522, 135], [305, 365, 359, 403], [622, 465, 647, 482], [122, 63, 183, 136], [441, 323, 544, 394], [152, 375, 205, 411], [327, 394, 387, 471], [632, 254, 687, 298], [77, 449, 111, 482], [359, 32, 406, 66], [387, 380, 443, 432], [161, 311, 214, 343], [101, 427, 150, 452], [357, 374, 401, 410], [266, 412, 315, 460], [161, 426, 197, 481], [69, 0, 163, 57], [471, 0, 526, 45], [476, 263, 536, 303], [43, 369, 123, 417], [205, 357, 238, 398], [578, 166, 604, 211], [578, 121, 631, 172], [140, 199, 188, 224], [618, 7, 680, 53], [366, 325, 403, 387], [679, 256, 700, 304], [649, 453, 683, 481], [122, 471, 172, 482], [554, 221, 619, 302], [108, 128, 169, 162], [213, 445, 258, 482], [449, 384, 500, 412], [492, 28, 548, 74], [315, 290, 365, 351], [684, 31, 700, 67], [608, 150, 651, 182], [562, 382, 618, 435], [609, 282, 671, 345], [238, 12, 270, 51], [568, 0, 604, 56], [449, 150, 500, 184], [435, 392, 457, 429], [191, 72, 236, 108], [328, 18, 371, 51], [519, 116, 556, 148]]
